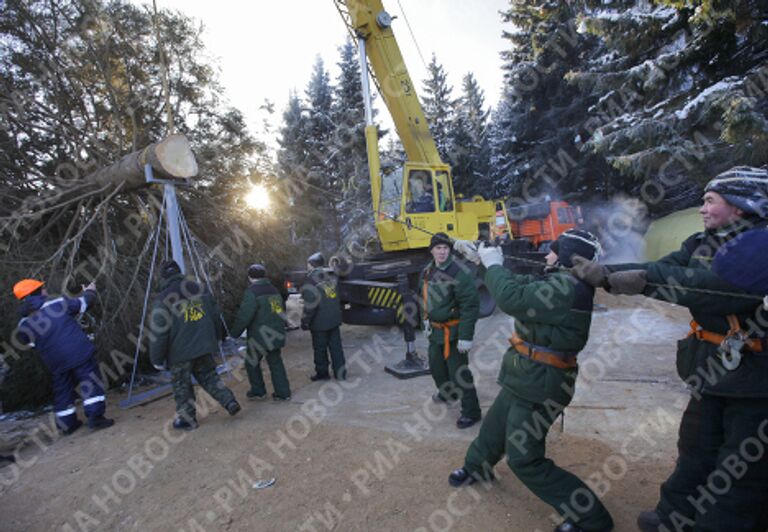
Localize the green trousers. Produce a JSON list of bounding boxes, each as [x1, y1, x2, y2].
[[464, 387, 613, 531], [311, 327, 346, 379], [170, 354, 235, 421], [428, 340, 481, 419], [245, 347, 291, 399]]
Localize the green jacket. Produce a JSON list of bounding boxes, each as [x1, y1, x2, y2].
[[419, 256, 479, 344], [609, 224, 768, 397], [301, 268, 342, 332], [485, 265, 595, 405], [149, 274, 224, 367], [229, 279, 286, 354]]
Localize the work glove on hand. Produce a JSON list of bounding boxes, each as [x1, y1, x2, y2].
[[606, 270, 647, 295], [422, 320, 432, 336], [457, 339, 473, 354], [453, 240, 480, 265], [300, 318, 310, 331], [570, 256, 609, 288], [477, 243, 504, 269]]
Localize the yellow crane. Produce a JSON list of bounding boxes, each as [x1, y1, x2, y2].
[[334, 0, 507, 252]]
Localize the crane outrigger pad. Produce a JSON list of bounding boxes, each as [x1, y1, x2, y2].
[[384, 352, 430, 379]]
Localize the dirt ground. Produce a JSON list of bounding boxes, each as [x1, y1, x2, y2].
[[0, 291, 693, 532]]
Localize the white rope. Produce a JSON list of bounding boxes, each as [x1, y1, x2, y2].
[[126, 195, 166, 401]]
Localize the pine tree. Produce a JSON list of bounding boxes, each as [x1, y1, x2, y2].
[[421, 54, 455, 159], [330, 40, 374, 249], [449, 73, 490, 197], [303, 56, 339, 244]]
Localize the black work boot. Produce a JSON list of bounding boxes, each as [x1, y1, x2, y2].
[[637, 510, 662, 532], [226, 400, 242, 416], [87, 416, 115, 430], [246, 390, 266, 400], [310, 372, 330, 382], [448, 467, 477, 487], [272, 393, 291, 402], [60, 419, 83, 436], [456, 414, 481, 429], [173, 416, 198, 431]]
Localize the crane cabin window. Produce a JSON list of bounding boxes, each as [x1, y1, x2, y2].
[[379, 167, 404, 219], [405, 170, 435, 213], [434, 171, 453, 212]]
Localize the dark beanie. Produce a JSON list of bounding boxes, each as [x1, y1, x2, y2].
[[553, 229, 601, 268], [307, 252, 325, 268], [248, 263, 266, 279], [160, 260, 181, 279], [429, 232, 452, 251]]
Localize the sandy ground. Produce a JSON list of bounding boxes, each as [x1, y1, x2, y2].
[[0, 291, 693, 532]]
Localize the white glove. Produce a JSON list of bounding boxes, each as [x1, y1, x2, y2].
[[422, 320, 432, 336], [457, 339, 473, 353], [477, 243, 504, 269], [153, 363, 166, 371], [453, 240, 480, 265]]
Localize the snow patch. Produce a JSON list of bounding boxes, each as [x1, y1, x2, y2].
[[674, 77, 742, 120]]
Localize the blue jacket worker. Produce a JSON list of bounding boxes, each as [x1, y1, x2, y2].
[[14, 278, 114, 435]]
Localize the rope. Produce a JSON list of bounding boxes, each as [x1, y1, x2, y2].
[[371, 206, 766, 302], [177, 207, 232, 366], [126, 194, 166, 402], [152, 0, 174, 134], [396, 0, 429, 72]]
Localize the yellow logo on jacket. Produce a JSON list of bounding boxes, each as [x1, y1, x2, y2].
[[182, 301, 205, 322], [269, 296, 284, 314], [321, 283, 337, 299]]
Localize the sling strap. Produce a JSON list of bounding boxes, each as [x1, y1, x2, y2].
[[509, 333, 578, 370], [688, 317, 764, 353]]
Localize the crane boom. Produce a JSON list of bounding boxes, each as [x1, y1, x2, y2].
[[335, 0, 442, 165]]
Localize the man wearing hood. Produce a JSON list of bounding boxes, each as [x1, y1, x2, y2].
[[14, 279, 114, 434], [575, 166, 768, 532], [149, 260, 241, 430]]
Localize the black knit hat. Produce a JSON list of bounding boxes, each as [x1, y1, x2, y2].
[[705, 166, 768, 218], [248, 263, 266, 279], [160, 260, 181, 279], [429, 232, 452, 251], [551, 229, 601, 268], [307, 252, 325, 268]]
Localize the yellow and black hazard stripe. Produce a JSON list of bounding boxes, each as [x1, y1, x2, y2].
[[367, 287, 402, 308]]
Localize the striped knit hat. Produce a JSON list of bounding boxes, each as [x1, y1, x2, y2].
[[705, 166, 768, 218], [550, 229, 602, 268]]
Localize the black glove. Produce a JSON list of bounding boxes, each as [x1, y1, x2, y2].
[[300, 319, 310, 331], [571, 255, 609, 288], [606, 270, 647, 295]]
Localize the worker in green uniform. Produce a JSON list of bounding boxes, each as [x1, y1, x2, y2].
[[301, 252, 346, 381], [229, 263, 291, 401], [574, 166, 768, 532], [149, 260, 241, 430], [452, 230, 614, 532], [421, 232, 482, 429]]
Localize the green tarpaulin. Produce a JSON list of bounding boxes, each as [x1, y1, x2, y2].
[[643, 207, 703, 261]]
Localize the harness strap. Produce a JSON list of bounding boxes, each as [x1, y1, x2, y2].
[[509, 333, 578, 369], [432, 320, 461, 359], [688, 319, 763, 352]]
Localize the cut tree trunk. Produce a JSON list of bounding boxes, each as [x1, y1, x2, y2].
[[85, 134, 198, 190]]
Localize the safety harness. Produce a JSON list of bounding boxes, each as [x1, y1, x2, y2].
[[422, 266, 460, 360], [688, 316, 765, 370], [509, 333, 578, 370]]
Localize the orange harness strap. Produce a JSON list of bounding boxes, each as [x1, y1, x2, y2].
[[509, 334, 578, 370], [432, 320, 461, 359], [688, 317, 763, 353], [423, 274, 460, 360]]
